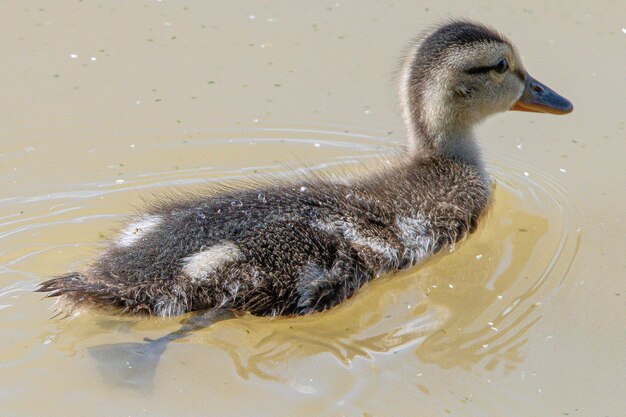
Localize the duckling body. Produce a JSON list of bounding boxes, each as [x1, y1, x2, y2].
[[38, 20, 571, 317], [42, 157, 488, 316]]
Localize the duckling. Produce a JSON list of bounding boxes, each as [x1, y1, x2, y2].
[[37, 20, 572, 317]]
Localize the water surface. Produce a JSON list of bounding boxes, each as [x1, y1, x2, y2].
[[1, 2, 624, 416]]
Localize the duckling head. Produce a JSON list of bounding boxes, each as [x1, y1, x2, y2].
[[400, 20, 572, 168]]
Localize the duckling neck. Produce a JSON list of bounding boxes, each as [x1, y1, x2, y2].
[[400, 78, 486, 178], [435, 128, 485, 173], [407, 122, 487, 179]]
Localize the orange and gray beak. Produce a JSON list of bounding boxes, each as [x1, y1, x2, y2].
[[511, 74, 573, 114]]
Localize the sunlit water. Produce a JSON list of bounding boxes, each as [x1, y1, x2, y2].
[[0, 127, 581, 416]]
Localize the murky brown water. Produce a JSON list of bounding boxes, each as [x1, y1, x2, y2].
[[1, 2, 624, 416]]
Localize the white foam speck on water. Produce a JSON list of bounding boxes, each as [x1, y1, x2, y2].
[[314, 143, 321, 148], [288, 380, 316, 394], [523, 171, 529, 177], [69, 53, 78, 58], [622, 28, 626, 34], [116, 179, 125, 184], [559, 168, 567, 173], [90, 57, 97, 61]]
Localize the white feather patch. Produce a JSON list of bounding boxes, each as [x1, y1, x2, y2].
[[313, 220, 399, 268], [396, 215, 435, 266], [182, 242, 243, 283], [116, 215, 163, 247]]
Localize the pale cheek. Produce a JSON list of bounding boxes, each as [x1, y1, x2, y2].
[[506, 78, 525, 103], [485, 79, 521, 113]]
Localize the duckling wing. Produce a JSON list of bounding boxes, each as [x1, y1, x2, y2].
[[39, 184, 392, 316]]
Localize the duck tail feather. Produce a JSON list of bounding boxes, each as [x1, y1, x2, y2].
[[36, 272, 129, 313], [36, 272, 90, 296]]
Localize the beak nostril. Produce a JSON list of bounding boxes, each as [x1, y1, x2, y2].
[[531, 83, 544, 93]]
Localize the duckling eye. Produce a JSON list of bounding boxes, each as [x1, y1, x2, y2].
[[465, 59, 509, 75], [494, 59, 508, 74]]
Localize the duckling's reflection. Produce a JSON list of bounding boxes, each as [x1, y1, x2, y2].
[[88, 309, 235, 391]]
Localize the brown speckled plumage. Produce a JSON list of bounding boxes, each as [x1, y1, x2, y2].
[[39, 157, 490, 316], [37, 20, 572, 317]]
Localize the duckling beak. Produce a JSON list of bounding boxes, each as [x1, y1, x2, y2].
[[511, 74, 573, 114]]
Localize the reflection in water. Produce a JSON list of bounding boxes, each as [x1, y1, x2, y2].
[[414, 205, 548, 370], [88, 310, 235, 391], [200, 294, 449, 381]]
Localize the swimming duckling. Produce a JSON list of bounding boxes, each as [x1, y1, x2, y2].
[[37, 20, 572, 317]]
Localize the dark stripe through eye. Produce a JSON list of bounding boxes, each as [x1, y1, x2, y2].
[[465, 65, 494, 74], [466, 59, 509, 75]]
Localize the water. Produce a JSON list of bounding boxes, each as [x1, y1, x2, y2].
[[1, 2, 624, 416]]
